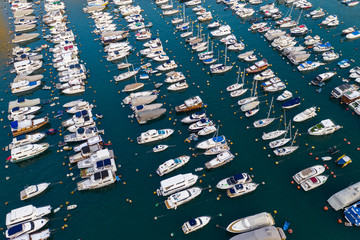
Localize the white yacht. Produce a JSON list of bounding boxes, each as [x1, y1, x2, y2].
[[77, 149, 114, 167], [11, 80, 41, 94], [198, 125, 217, 136], [226, 212, 275, 233], [137, 129, 174, 144], [204, 143, 230, 155], [77, 169, 117, 191], [297, 61, 323, 72], [165, 187, 202, 210], [227, 183, 259, 198], [156, 156, 190, 176], [11, 143, 49, 163], [9, 133, 45, 150], [210, 25, 231, 37], [253, 69, 275, 81], [80, 158, 117, 179], [293, 107, 317, 122], [156, 60, 178, 71], [12, 229, 51, 240], [167, 80, 189, 91], [308, 119, 340, 136], [157, 173, 198, 196], [5, 218, 48, 239], [293, 165, 326, 184], [182, 216, 211, 234], [205, 150, 234, 169], [276, 90, 292, 101], [181, 111, 206, 124], [216, 173, 252, 190], [14, 60, 42, 75], [189, 118, 214, 132], [62, 85, 85, 95], [20, 183, 50, 200], [6, 205, 52, 227], [196, 135, 226, 149], [64, 127, 101, 143], [300, 175, 328, 191], [114, 69, 138, 82], [165, 71, 185, 83]]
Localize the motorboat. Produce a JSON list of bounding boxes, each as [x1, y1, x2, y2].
[[156, 60, 178, 71], [277, 90, 292, 101], [344, 201, 360, 226], [157, 173, 198, 196], [114, 69, 138, 82], [80, 158, 117, 179], [338, 59, 351, 69], [77, 169, 116, 190], [189, 118, 214, 132], [9, 133, 45, 150], [293, 107, 317, 122], [11, 80, 41, 94], [210, 25, 231, 37], [264, 29, 286, 41], [301, 175, 328, 191], [253, 69, 275, 81], [241, 101, 260, 112], [62, 85, 85, 95], [6, 205, 52, 227], [197, 125, 217, 136], [11, 229, 51, 240], [182, 216, 211, 234], [20, 183, 50, 200], [321, 15, 339, 27], [311, 72, 336, 85], [123, 90, 158, 104], [238, 51, 254, 60], [167, 80, 189, 91], [216, 173, 252, 190], [10, 118, 48, 137], [229, 226, 287, 240], [331, 84, 359, 98], [196, 135, 226, 149], [310, 8, 325, 19], [308, 119, 340, 136], [227, 183, 259, 198], [322, 51, 339, 61], [261, 77, 282, 88], [204, 142, 230, 155], [8, 106, 41, 121], [282, 97, 301, 109], [293, 165, 326, 184], [185, 0, 201, 7], [64, 127, 101, 143], [5, 219, 48, 239], [132, 103, 163, 113], [297, 61, 323, 72], [290, 24, 308, 36], [181, 111, 206, 123], [226, 212, 275, 233], [175, 96, 203, 112], [208, 20, 220, 29], [165, 187, 202, 210], [245, 59, 268, 73], [12, 33, 39, 44], [205, 150, 234, 169], [304, 35, 321, 46], [153, 144, 168, 153], [313, 42, 332, 52], [76, 149, 114, 168], [164, 71, 186, 83], [156, 156, 190, 176], [137, 129, 174, 144]]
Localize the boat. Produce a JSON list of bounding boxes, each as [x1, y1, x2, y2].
[[76, 149, 114, 167], [313, 42, 332, 52], [335, 154, 352, 168], [132, 103, 163, 113], [164, 71, 186, 83], [304, 35, 321, 46], [273, 129, 299, 156], [182, 216, 211, 234], [114, 68, 138, 82], [262, 118, 287, 141], [216, 173, 252, 190], [208, 20, 220, 29], [9, 133, 45, 150], [156, 156, 190, 176], [77, 169, 116, 191], [204, 142, 230, 155], [253, 97, 275, 128], [136, 109, 167, 124], [308, 119, 340, 136], [6, 205, 52, 227], [338, 59, 351, 69], [196, 135, 226, 149], [226, 212, 275, 233], [165, 187, 202, 210], [73, 135, 103, 153], [64, 127, 101, 143], [293, 165, 326, 184], [253, 69, 275, 81], [157, 173, 198, 196], [20, 183, 50, 200], [241, 101, 260, 112], [80, 158, 117, 179], [9, 98, 40, 112], [297, 61, 323, 72], [282, 97, 300, 109], [175, 96, 203, 112], [344, 201, 360, 226], [229, 226, 287, 240], [210, 46, 233, 74], [11, 229, 51, 240], [328, 181, 360, 211], [156, 60, 178, 71], [293, 107, 317, 122], [188, 118, 214, 132], [153, 144, 168, 153], [137, 129, 174, 144], [226, 67, 244, 92], [205, 150, 234, 169], [211, 25, 231, 37], [11, 80, 41, 94], [276, 90, 292, 101], [12, 33, 39, 44], [5, 218, 48, 239], [181, 111, 206, 123], [167, 80, 189, 91], [300, 175, 328, 191], [245, 59, 268, 73], [227, 182, 259, 198], [311, 72, 336, 85], [322, 51, 339, 62], [10, 143, 49, 163], [198, 125, 217, 136]]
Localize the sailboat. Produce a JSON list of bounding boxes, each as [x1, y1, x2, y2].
[[117, 56, 132, 70], [231, 71, 248, 98], [262, 113, 287, 140], [210, 45, 233, 74], [171, 8, 184, 25], [280, 8, 301, 28], [245, 103, 260, 117], [180, 21, 193, 38], [122, 75, 144, 92], [198, 42, 214, 61], [204, 127, 230, 156], [226, 67, 244, 92], [114, 64, 138, 82], [237, 81, 257, 105], [253, 97, 275, 128], [176, 5, 190, 30], [203, 48, 218, 65], [269, 120, 292, 148], [273, 129, 299, 156]]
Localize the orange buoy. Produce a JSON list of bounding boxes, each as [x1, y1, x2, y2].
[[297, 186, 300, 189], [324, 164, 327, 167], [334, 175, 337, 178], [338, 219, 342, 224], [315, 157, 319, 160], [309, 152, 313, 156], [331, 172, 334, 175], [324, 206, 328, 211], [344, 138, 347, 141], [347, 142, 351, 145], [291, 181, 294, 184], [288, 229, 293, 234]]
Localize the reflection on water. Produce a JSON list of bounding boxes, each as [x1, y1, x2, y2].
[[0, 9, 10, 64]]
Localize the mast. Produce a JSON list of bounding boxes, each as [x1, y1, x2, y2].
[[266, 97, 274, 119]]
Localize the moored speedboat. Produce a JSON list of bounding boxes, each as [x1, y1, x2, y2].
[[293, 165, 326, 184], [157, 173, 198, 196], [196, 135, 226, 149], [182, 216, 211, 234], [226, 212, 275, 233], [300, 175, 328, 191], [156, 156, 190, 176], [137, 129, 174, 144], [205, 150, 234, 169], [20, 183, 50, 200], [227, 182, 259, 198], [5, 218, 49, 239], [175, 96, 203, 112], [276, 90, 292, 101], [181, 111, 206, 123], [282, 97, 301, 109], [308, 119, 340, 136], [293, 107, 317, 122], [10, 143, 49, 163], [216, 173, 252, 190], [165, 187, 202, 210], [77, 169, 117, 191], [9, 133, 45, 150]]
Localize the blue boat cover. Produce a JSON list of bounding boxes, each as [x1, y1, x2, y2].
[[77, 128, 85, 134], [104, 158, 111, 166], [234, 173, 245, 181], [8, 224, 23, 236], [235, 184, 244, 190], [18, 98, 25, 103], [283, 97, 300, 107], [200, 118, 208, 123], [11, 121, 18, 129], [136, 105, 144, 111], [75, 112, 81, 118], [344, 202, 360, 226], [229, 188, 236, 194], [81, 110, 88, 116], [189, 219, 197, 226], [29, 81, 38, 86], [213, 136, 225, 143], [16, 135, 26, 141], [12, 107, 20, 112]]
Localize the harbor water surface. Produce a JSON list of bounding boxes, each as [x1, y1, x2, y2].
[[1, 0, 360, 239]]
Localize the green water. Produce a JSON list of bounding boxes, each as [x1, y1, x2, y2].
[[1, 0, 360, 239]]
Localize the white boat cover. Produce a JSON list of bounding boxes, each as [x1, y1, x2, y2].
[[327, 181, 360, 211], [229, 226, 286, 240]]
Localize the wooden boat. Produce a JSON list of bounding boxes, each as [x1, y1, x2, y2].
[[175, 96, 203, 112], [11, 117, 49, 137]]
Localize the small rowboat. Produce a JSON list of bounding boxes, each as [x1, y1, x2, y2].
[[153, 144, 169, 152], [67, 204, 77, 210]]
